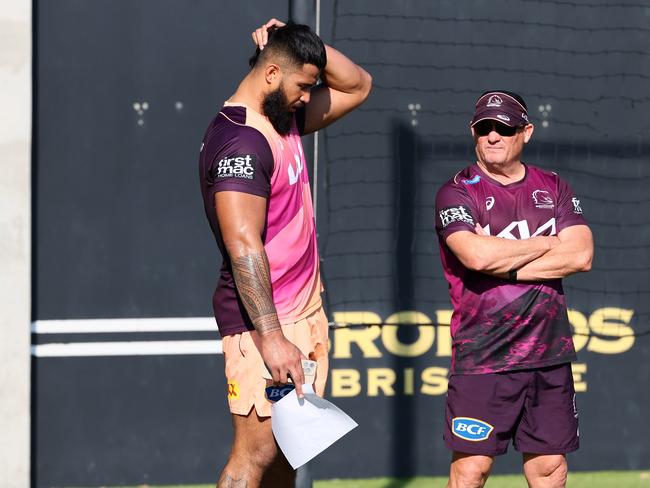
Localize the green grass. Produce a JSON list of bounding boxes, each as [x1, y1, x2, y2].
[[314, 471, 650, 487], [116, 470, 650, 488]]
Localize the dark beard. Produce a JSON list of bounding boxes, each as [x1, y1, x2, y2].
[[262, 87, 294, 136]]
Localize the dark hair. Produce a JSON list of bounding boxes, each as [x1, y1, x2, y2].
[[480, 90, 528, 110], [249, 22, 326, 71]]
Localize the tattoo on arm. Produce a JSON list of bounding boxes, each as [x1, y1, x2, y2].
[[231, 250, 280, 335]]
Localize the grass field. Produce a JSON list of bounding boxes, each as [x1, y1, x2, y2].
[[125, 470, 650, 488], [314, 470, 650, 487]]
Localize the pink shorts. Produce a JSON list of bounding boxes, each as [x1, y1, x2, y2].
[[222, 307, 329, 417]]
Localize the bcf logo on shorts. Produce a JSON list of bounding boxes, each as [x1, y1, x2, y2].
[[452, 417, 494, 441], [265, 384, 295, 403]]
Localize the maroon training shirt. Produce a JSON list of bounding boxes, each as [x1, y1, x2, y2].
[[435, 163, 587, 374]]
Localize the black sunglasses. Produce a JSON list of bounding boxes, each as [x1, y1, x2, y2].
[[473, 120, 523, 137]]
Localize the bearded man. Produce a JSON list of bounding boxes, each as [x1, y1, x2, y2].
[[198, 18, 371, 488]]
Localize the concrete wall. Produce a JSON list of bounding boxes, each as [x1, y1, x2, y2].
[[0, 0, 31, 486]]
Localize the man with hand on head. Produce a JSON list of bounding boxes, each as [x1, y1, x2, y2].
[[198, 18, 371, 488], [434, 91, 593, 488]]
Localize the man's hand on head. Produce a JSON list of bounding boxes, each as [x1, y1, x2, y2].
[[251, 18, 286, 50]]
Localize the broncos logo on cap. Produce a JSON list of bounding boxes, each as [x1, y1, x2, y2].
[[486, 95, 503, 107]]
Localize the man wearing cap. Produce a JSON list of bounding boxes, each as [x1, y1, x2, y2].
[[434, 91, 593, 488]]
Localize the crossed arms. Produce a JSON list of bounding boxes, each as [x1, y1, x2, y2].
[[445, 224, 594, 281]]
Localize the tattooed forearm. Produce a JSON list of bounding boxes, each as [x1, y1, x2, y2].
[[231, 250, 281, 335], [219, 474, 248, 488]]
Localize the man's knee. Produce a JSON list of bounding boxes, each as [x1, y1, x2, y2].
[[449, 453, 493, 488], [220, 440, 279, 487], [451, 465, 491, 488], [538, 461, 567, 487], [550, 462, 568, 487], [523, 454, 568, 488], [224, 411, 278, 478]]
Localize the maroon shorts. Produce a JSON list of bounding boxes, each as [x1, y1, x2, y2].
[[444, 363, 579, 456]]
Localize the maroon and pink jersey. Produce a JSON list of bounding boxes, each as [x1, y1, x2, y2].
[[435, 163, 586, 374], [199, 103, 322, 337]]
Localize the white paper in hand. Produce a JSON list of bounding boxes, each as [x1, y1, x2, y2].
[[271, 384, 358, 469]]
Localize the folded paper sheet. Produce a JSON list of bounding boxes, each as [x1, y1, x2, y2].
[[271, 384, 358, 469]]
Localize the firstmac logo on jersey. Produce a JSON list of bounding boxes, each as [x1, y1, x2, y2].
[[215, 154, 256, 180], [439, 206, 474, 228]]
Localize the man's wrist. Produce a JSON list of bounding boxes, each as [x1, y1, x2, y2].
[[255, 314, 282, 336], [508, 268, 518, 282]]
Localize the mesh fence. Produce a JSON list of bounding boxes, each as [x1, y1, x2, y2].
[[318, 0, 650, 338]]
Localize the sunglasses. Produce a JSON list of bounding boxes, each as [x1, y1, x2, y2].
[[473, 120, 523, 137]]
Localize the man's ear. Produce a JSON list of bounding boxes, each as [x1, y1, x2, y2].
[[523, 123, 534, 143], [264, 63, 281, 86]]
